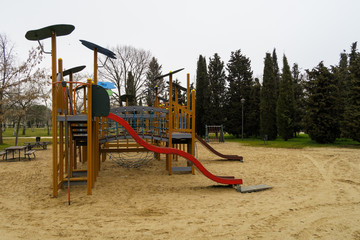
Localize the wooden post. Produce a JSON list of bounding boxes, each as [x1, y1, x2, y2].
[[51, 31, 58, 197], [83, 87, 87, 113], [191, 89, 196, 174], [87, 79, 93, 195], [69, 73, 74, 174], [167, 73, 173, 175], [101, 117, 106, 162], [187, 73, 190, 129], [93, 48, 99, 181], [58, 58, 64, 185], [69, 73, 73, 114]]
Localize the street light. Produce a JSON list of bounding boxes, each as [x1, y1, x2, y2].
[[241, 98, 245, 140]]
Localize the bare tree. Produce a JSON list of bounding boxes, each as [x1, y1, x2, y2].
[[0, 34, 18, 144], [99, 45, 151, 106], [5, 47, 46, 145], [38, 87, 52, 135]]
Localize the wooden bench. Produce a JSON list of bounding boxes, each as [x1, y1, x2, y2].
[[0, 151, 6, 160], [24, 150, 36, 160]]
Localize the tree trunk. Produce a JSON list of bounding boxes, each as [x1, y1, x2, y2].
[[22, 120, 26, 135], [0, 119, 3, 145], [47, 121, 50, 136], [15, 118, 21, 146], [0, 101, 3, 144]]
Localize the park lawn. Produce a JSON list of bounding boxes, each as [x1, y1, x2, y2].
[[0, 138, 36, 150], [226, 133, 360, 149], [0, 138, 53, 150], [1, 131, 359, 150], [0, 128, 52, 150], [2, 128, 51, 137]]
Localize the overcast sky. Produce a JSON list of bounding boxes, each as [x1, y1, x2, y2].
[[1, 0, 359, 85]]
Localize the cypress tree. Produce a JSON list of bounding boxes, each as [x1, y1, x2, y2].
[[272, 49, 281, 100], [333, 51, 350, 137], [292, 63, 305, 136], [276, 55, 295, 141], [195, 55, 208, 137], [247, 78, 261, 137], [207, 53, 226, 125], [343, 42, 360, 142], [225, 50, 253, 138], [305, 62, 340, 143], [260, 53, 278, 140], [125, 71, 136, 105]]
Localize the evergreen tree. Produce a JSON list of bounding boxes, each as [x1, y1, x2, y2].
[[292, 63, 305, 136], [272, 49, 281, 99], [343, 42, 360, 142], [333, 51, 350, 137], [224, 50, 253, 138], [247, 78, 261, 137], [276, 55, 295, 141], [195, 55, 208, 137], [260, 53, 278, 140], [125, 71, 136, 105], [207, 53, 226, 125], [145, 57, 163, 106], [305, 62, 340, 143], [349, 42, 358, 65]]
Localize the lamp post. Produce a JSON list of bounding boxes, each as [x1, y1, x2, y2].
[[241, 98, 245, 140]]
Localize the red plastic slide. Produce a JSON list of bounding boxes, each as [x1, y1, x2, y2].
[[106, 113, 243, 185]]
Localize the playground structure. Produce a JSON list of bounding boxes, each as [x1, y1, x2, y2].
[[25, 24, 249, 197]]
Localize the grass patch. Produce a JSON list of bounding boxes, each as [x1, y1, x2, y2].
[[0, 128, 52, 150], [226, 134, 360, 149], [0, 138, 45, 150], [2, 128, 51, 137]]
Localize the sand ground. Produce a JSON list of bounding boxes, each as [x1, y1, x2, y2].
[[0, 142, 359, 239]]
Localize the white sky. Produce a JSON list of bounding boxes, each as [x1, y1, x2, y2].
[[1, 0, 359, 86]]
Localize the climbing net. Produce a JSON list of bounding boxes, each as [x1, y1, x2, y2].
[[108, 150, 155, 168]]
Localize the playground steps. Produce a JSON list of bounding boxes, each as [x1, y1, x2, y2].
[[70, 122, 88, 146], [63, 176, 87, 186], [72, 169, 87, 177], [171, 166, 193, 173], [236, 184, 272, 193], [62, 170, 88, 186]]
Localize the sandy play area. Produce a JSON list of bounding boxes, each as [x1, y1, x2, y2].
[[0, 142, 359, 239]]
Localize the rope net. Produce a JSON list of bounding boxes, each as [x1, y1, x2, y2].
[[108, 151, 154, 168]]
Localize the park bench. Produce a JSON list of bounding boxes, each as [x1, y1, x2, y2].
[[24, 150, 36, 160]]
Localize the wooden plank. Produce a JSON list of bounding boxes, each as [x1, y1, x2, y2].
[[236, 184, 272, 193], [65, 177, 87, 181], [171, 167, 193, 172]]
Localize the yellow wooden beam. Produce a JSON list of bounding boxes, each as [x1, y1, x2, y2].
[[87, 79, 93, 195], [51, 31, 58, 197]]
